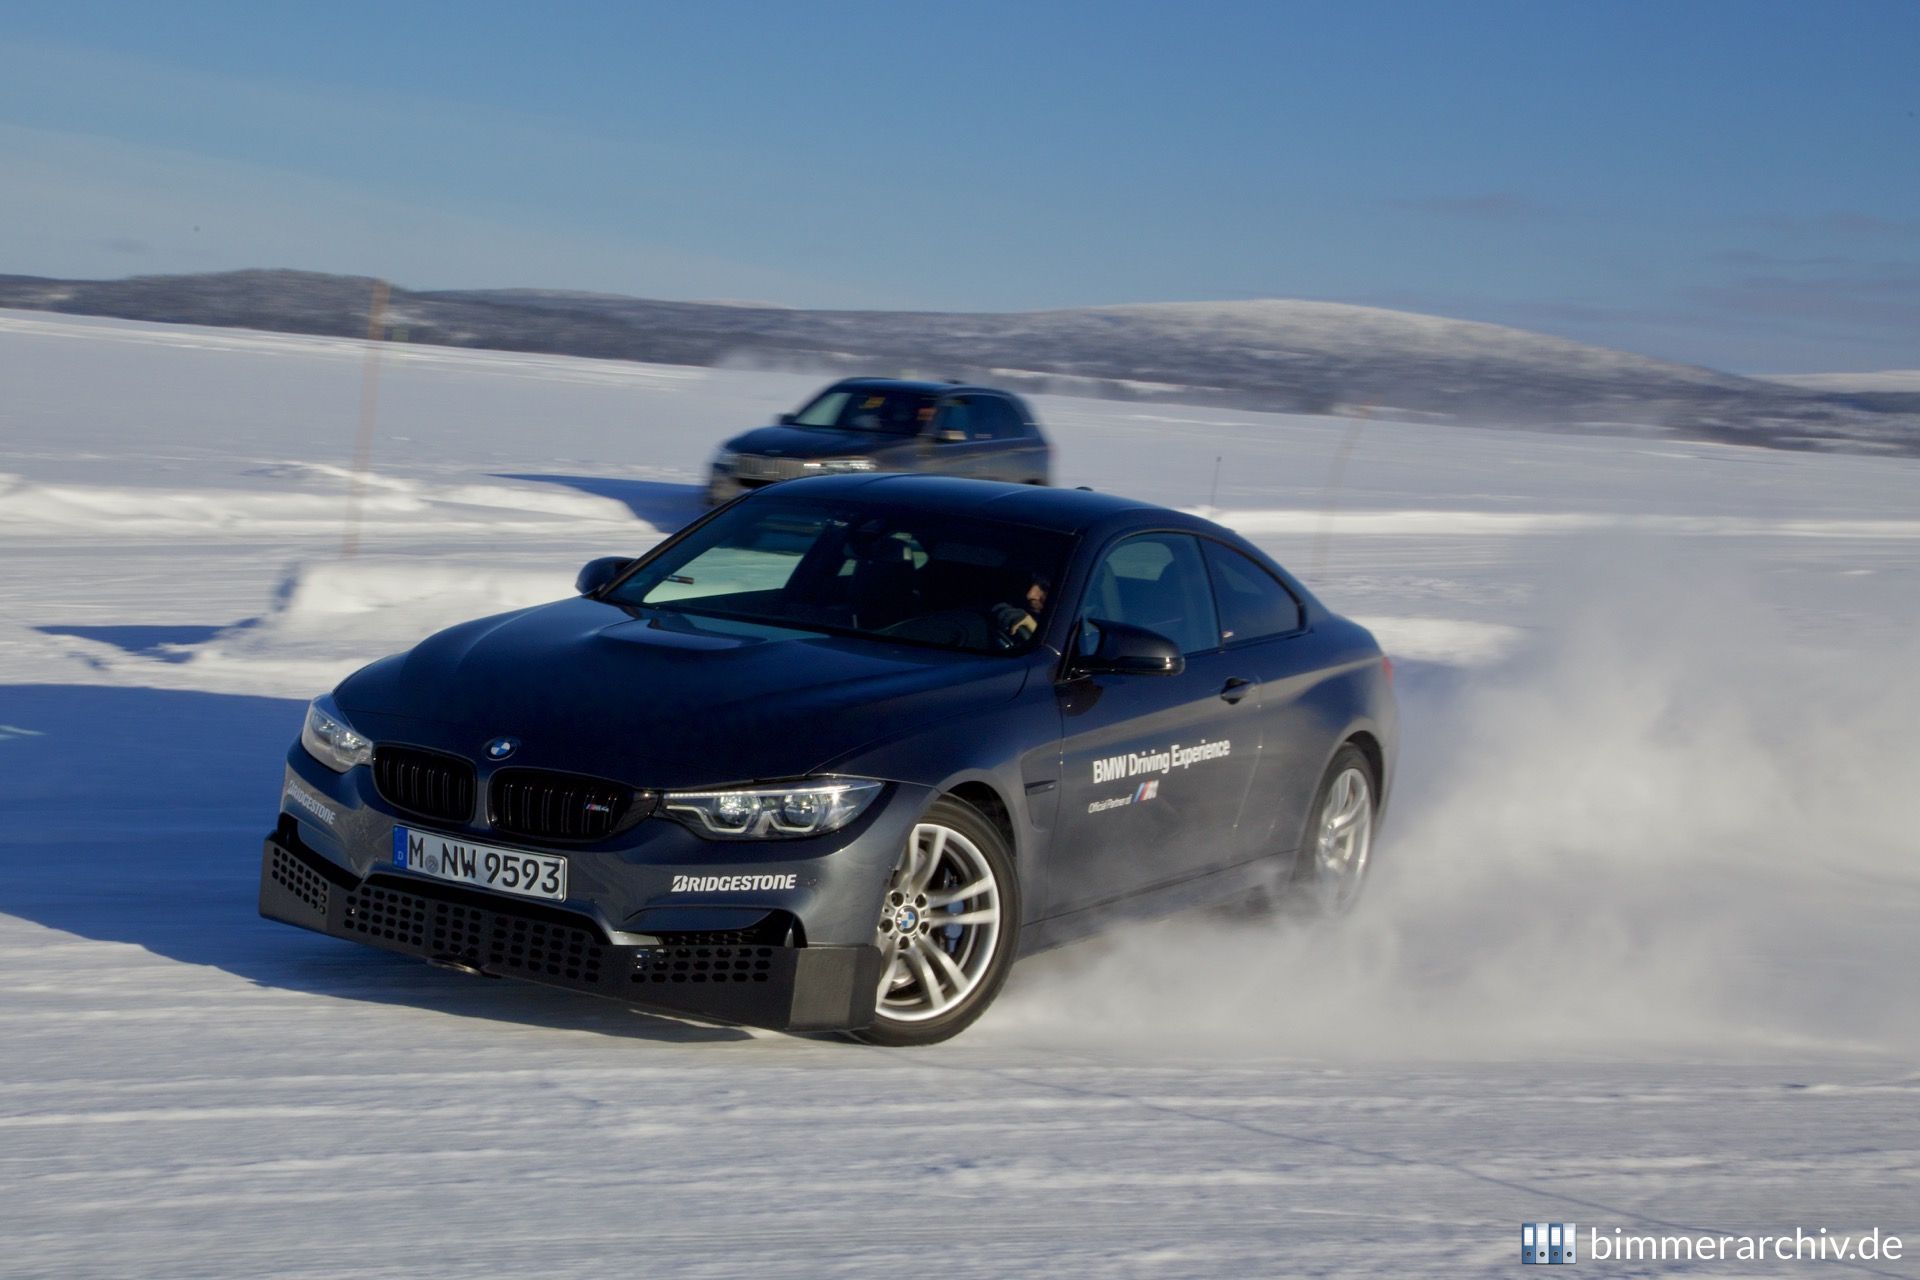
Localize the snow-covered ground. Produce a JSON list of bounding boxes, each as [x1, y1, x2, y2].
[[2, 310, 1917, 1278]]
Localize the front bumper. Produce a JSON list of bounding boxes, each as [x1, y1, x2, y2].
[[707, 467, 779, 504], [261, 825, 887, 1032]]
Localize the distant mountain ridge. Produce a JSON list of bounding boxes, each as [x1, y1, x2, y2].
[[2, 268, 1915, 455]]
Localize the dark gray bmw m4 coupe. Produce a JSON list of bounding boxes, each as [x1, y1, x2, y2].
[[262, 476, 1397, 1044]]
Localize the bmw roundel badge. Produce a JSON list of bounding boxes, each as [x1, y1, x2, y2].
[[485, 737, 519, 761]]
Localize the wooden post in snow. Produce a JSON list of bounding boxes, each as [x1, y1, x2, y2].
[[341, 278, 391, 559]]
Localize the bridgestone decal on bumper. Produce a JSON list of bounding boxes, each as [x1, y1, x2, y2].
[[284, 778, 338, 826], [671, 873, 799, 893]]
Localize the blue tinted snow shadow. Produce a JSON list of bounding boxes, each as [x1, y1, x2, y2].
[[0, 683, 743, 1042], [36, 624, 230, 661], [494, 473, 704, 528]]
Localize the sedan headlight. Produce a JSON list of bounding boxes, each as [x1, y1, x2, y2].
[[802, 457, 877, 474], [300, 697, 373, 773], [713, 449, 739, 470], [663, 779, 884, 839]]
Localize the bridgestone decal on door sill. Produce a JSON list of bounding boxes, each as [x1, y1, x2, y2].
[[671, 873, 799, 893]]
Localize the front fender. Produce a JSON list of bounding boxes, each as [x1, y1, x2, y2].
[[819, 689, 1061, 925]]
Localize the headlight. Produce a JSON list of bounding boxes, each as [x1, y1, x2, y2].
[[802, 457, 877, 474], [663, 779, 883, 839], [713, 449, 739, 470], [300, 697, 373, 773]]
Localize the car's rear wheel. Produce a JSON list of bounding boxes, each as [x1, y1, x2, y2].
[[1291, 745, 1377, 916], [848, 797, 1019, 1046]]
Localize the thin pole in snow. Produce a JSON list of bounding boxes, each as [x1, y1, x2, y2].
[[1206, 454, 1222, 519], [342, 278, 391, 559], [1310, 403, 1370, 579]]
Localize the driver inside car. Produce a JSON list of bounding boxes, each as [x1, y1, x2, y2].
[[992, 574, 1050, 642]]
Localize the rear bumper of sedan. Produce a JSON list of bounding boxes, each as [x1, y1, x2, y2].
[[261, 824, 887, 1031]]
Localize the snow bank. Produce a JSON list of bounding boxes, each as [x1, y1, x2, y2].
[[0, 470, 423, 536], [172, 558, 571, 690], [25, 558, 575, 696], [1212, 506, 1920, 540], [265, 557, 566, 624], [0, 470, 637, 539]]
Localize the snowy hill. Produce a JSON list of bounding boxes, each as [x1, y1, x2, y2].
[[1766, 369, 1920, 393], [2, 269, 1915, 455]]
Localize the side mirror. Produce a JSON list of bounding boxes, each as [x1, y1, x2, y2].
[[1075, 619, 1185, 677], [576, 556, 634, 598], [777, 412, 797, 424]]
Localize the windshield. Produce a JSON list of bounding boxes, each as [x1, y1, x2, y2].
[[790, 386, 937, 436], [604, 498, 1071, 655]]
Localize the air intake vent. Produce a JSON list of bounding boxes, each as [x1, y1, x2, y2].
[[373, 745, 476, 825], [268, 845, 329, 917], [345, 881, 608, 984], [489, 768, 654, 844]]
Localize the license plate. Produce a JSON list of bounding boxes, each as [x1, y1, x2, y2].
[[391, 827, 568, 902]]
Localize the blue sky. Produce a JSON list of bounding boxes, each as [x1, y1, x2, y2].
[[1, 0, 1916, 371]]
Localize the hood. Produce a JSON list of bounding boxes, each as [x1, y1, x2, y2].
[[334, 597, 1028, 789], [724, 423, 920, 459]]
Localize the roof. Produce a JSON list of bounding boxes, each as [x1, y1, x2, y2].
[[763, 474, 1172, 536], [826, 376, 1009, 398]]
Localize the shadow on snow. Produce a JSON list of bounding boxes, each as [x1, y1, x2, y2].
[[35, 624, 230, 662], [493, 474, 707, 529], [0, 683, 748, 1043]]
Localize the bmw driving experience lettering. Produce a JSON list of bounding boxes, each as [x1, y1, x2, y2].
[[1091, 739, 1232, 784]]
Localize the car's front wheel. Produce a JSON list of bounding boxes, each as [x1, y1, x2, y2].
[[848, 797, 1019, 1046]]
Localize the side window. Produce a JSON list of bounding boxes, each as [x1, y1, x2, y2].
[[936, 397, 986, 441], [981, 397, 1024, 440], [1078, 533, 1220, 656], [1201, 540, 1303, 642], [936, 401, 975, 441], [1004, 398, 1036, 438]]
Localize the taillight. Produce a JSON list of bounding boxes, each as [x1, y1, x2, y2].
[[1381, 654, 1395, 685]]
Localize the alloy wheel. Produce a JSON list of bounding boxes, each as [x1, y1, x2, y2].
[[873, 821, 1003, 1022]]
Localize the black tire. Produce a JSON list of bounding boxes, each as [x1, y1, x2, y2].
[[1287, 743, 1378, 917], [847, 796, 1021, 1047]]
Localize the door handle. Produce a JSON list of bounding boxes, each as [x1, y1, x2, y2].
[[1219, 677, 1255, 704]]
